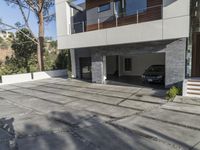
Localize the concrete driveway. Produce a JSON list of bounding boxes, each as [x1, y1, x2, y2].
[[0, 78, 200, 150]]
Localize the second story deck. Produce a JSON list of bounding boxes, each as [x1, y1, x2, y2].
[[55, 0, 190, 49]]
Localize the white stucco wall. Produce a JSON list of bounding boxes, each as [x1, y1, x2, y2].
[[119, 53, 165, 76], [1, 73, 32, 84]]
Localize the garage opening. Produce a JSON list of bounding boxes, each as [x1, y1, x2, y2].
[[106, 53, 165, 88]]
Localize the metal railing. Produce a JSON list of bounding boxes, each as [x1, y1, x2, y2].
[[71, 5, 162, 34]]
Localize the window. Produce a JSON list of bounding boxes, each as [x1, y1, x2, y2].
[[124, 58, 132, 71], [98, 3, 110, 13], [125, 0, 147, 16]]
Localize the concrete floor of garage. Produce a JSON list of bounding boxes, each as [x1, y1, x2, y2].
[[106, 75, 165, 89], [0, 78, 200, 150]]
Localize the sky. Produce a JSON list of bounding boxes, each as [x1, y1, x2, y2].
[[0, 0, 85, 39]]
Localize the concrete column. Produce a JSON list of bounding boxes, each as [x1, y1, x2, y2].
[[55, 0, 71, 36], [70, 49, 76, 78], [55, 0, 72, 49], [165, 38, 187, 88], [103, 56, 107, 83], [92, 53, 104, 83]]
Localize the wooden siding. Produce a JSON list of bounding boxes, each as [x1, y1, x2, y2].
[[192, 32, 200, 77], [86, 0, 162, 10], [86, 0, 112, 10]]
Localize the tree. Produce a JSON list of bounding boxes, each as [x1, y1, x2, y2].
[[11, 28, 37, 72], [0, 37, 3, 43], [4, 0, 55, 71]]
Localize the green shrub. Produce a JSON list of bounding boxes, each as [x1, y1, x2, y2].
[[166, 86, 182, 101]]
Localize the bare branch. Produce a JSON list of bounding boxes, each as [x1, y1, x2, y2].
[[0, 21, 38, 45], [16, 0, 36, 38]]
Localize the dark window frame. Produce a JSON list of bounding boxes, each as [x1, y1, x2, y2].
[[124, 58, 132, 71], [98, 3, 111, 13]]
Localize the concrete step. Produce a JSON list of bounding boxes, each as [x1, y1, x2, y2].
[[187, 94, 200, 98], [187, 82, 200, 86], [187, 85, 200, 90], [187, 90, 200, 95], [188, 79, 200, 82]]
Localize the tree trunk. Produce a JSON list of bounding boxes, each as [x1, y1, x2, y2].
[[37, 0, 44, 71]]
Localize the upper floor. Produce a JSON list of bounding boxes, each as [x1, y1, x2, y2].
[[55, 0, 190, 49]]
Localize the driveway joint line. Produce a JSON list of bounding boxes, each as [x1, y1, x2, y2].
[[141, 115, 200, 131], [116, 88, 143, 105], [11, 85, 143, 111]]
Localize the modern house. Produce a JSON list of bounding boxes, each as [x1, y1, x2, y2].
[[55, 0, 198, 91]]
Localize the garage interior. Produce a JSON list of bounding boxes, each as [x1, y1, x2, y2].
[[105, 53, 165, 87]]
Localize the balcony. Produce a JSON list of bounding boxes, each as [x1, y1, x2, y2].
[[55, 0, 190, 49], [72, 5, 162, 34]]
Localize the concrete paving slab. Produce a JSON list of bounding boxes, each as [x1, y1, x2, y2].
[[88, 84, 141, 93], [192, 142, 200, 150], [17, 132, 98, 150], [11, 88, 80, 105], [119, 100, 160, 110], [0, 88, 5, 92], [80, 87, 105, 94], [29, 86, 124, 105], [0, 142, 9, 150], [1, 78, 199, 150], [100, 90, 133, 98], [13, 82, 44, 88], [129, 95, 166, 104], [142, 108, 200, 130], [0, 85, 19, 90], [162, 102, 200, 115], [174, 96, 200, 105], [65, 100, 139, 118], [13, 114, 71, 137], [0, 91, 24, 100], [0, 101, 30, 118], [43, 84, 85, 92], [4, 95, 65, 114], [74, 121, 177, 150], [44, 83, 105, 94], [36, 78, 67, 84], [80, 93, 123, 105], [135, 88, 166, 98], [55, 80, 90, 88], [113, 115, 200, 149], [47, 109, 95, 126]]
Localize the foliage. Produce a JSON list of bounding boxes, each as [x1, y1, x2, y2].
[[55, 50, 71, 70], [0, 34, 71, 78], [44, 50, 57, 71], [11, 28, 37, 72], [4, 0, 55, 71], [166, 86, 182, 101], [0, 37, 3, 43]]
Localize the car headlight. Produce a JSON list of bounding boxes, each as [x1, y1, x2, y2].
[[156, 75, 162, 79]]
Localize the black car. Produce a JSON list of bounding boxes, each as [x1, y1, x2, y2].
[[142, 65, 165, 84]]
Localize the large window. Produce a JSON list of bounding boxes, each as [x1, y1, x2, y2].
[[98, 3, 111, 13], [125, 0, 147, 16], [124, 58, 132, 71]]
